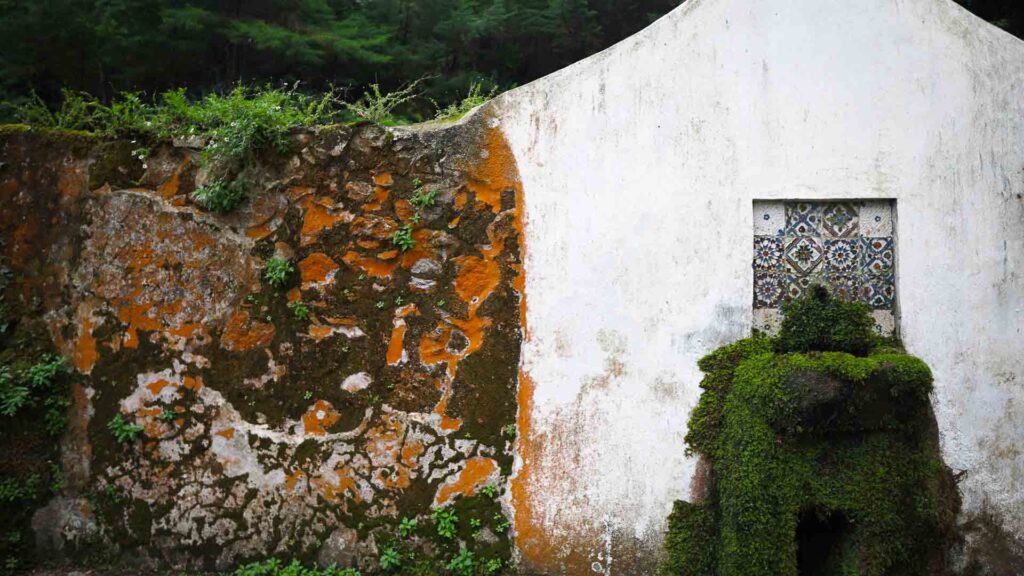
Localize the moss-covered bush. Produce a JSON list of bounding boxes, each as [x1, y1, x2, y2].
[[663, 290, 960, 576], [774, 284, 877, 356]]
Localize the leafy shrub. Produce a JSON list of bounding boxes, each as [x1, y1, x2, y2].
[[264, 257, 294, 288], [107, 413, 143, 443]]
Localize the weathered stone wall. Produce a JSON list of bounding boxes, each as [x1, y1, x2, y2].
[[0, 114, 526, 571]]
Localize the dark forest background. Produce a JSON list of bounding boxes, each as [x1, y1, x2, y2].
[[0, 0, 1019, 111]]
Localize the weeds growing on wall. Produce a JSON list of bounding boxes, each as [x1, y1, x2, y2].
[[664, 287, 960, 576], [0, 351, 72, 573], [0, 80, 497, 213]]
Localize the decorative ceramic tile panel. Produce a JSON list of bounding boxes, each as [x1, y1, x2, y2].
[[753, 200, 896, 336]]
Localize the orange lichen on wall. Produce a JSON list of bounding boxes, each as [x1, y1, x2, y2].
[[342, 250, 397, 279], [220, 309, 275, 352], [299, 196, 351, 246], [434, 456, 499, 507], [453, 255, 501, 314], [299, 252, 339, 290], [156, 157, 189, 199], [71, 302, 99, 374], [301, 400, 340, 436], [387, 304, 419, 366]]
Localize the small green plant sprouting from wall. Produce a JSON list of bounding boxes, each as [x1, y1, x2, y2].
[[433, 506, 459, 540], [231, 559, 361, 576], [391, 224, 415, 251], [107, 413, 144, 444], [378, 545, 402, 571], [409, 178, 438, 209], [288, 300, 310, 321], [446, 549, 475, 576], [345, 79, 424, 125], [264, 257, 294, 288], [398, 516, 417, 538], [192, 178, 248, 213], [433, 80, 498, 121]]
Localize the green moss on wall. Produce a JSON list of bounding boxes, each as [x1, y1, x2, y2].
[[664, 289, 960, 576]]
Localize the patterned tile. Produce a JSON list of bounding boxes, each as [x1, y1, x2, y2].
[[870, 310, 895, 336], [753, 200, 896, 320], [862, 237, 895, 276], [785, 202, 821, 236], [784, 236, 824, 275], [860, 201, 893, 236], [823, 239, 862, 273], [861, 274, 896, 309], [824, 272, 861, 302], [753, 236, 783, 271], [754, 271, 784, 308], [753, 201, 785, 236], [821, 202, 859, 237], [752, 308, 783, 334]]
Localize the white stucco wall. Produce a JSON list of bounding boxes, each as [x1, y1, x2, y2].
[[493, 0, 1024, 573]]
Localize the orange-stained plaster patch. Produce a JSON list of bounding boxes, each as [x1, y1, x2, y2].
[[342, 251, 397, 279], [215, 427, 235, 440], [387, 323, 409, 366], [146, 379, 175, 396], [433, 457, 499, 507], [157, 156, 190, 199], [285, 470, 306, 492], [299, 196, 351, 246], [394, 199, 415, 222], [71, 301, 100, 374], [298, 252, 340, 290], [183, 375, 203, 391], [220, 309, 275, 352], [302, 400, 340, 436], [372, 172, 393, 187], [453, 255, 501, 314]]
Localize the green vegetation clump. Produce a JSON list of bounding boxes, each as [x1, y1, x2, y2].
[[193, 178, 248, 213], [232, 559, 360, 576], [662, 288, 960, 576], [433, 81, 498, 121], [774, 284, 876, 356], [391, 224, 415, 252], [288, 301, 311, 321], [264, 257, 295, 288], [107, 413, 144, 443]]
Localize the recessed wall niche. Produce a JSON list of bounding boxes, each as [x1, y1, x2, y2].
[[752, 200, 897, 335]]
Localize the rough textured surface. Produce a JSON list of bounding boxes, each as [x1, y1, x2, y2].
[[0, 112, 525, 571], [493, 0, 1024, 573]]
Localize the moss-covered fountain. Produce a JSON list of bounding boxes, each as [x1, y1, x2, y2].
[[662, 286, 961, 576]]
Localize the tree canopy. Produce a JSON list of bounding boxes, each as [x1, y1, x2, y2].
[[0, 0, 1018, 116]]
